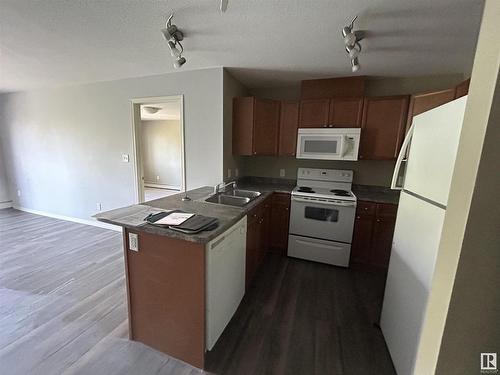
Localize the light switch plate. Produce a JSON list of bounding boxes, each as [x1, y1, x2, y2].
[[122, 154, 130, 163], [227, 169, 232, 178], [235, 168, 239, 177], [280, 169, 286, 177], [128, 233, 139, 251]]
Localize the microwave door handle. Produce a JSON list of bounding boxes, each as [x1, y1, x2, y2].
[[391, 121, 415, 190], [341, 135, 353, 157]]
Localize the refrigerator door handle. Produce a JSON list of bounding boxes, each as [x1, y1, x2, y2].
[[391, 121, 416, 190]]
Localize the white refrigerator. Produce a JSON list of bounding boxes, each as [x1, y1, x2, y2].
[[380, 96, 467, 375]]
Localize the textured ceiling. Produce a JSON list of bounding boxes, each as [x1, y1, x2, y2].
[[0, 0, 484, 92]]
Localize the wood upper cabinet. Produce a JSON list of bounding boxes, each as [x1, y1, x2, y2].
[[328, 96, 363, 128], [454, 78, 470, 99], [232, 97, 280, 156], [278, 101, 299, 156], [299, 99, 330, 128], [406, 88, 455, 132], [269, 193, 291, 254], [360, 96, 409, 160]]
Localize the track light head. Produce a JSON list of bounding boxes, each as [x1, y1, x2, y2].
[[173, 56, 187, 69], [351, 57, 360, 73]]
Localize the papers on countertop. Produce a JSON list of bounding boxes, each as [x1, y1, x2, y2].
[[154, 212, 194, 226]]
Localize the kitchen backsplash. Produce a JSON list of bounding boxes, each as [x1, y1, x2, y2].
[[237, 156, 396, 187]]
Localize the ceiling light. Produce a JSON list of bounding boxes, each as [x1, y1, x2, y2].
[[346, 43, 361, 59], [173, 56, 186, 69], [143, 106, 162, 114], [168, 41, 182, 58], [342, 16, 363, 72], [161, 13, 187, 69], [220, 0, 229, 12], [351, 58, 360, 73]]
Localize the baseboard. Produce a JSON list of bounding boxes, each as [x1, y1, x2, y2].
[[14, 206, 121, 232], [144, 183, 181, 190], [0, 201, 13, 209]]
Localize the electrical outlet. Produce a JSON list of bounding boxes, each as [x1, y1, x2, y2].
[[17, 189, 21, 197], [128, 233, 139, 252], [235, 168, 239, 177], [96, 203, 102, 211], [156, 175, 160, 181], [280, 169, 286, 177], [122, 154, 130, 163], [227, 169, 232, 178]]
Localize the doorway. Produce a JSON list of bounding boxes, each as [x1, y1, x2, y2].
[[131, 96, 185, 203]]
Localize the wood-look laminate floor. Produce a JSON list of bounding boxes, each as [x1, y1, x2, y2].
[[0, 208, 395, 375]]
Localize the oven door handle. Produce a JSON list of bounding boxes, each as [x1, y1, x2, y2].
[[291, 197, 357, 207]]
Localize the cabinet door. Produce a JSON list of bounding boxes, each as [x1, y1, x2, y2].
[[371, 216, 396, 268], [299, 99, 330, 128], [360, 96, 409, 160], [253, 98, 280, 155], [278, 101, 299, 156], [350, 214, 374, 265], [246, 218, 260, 288], [232, 97, 255, 156], [406, 88, 455, 133], [454, 78, 470, 99], [270, 193, 291, 254], [329, 97, 363, 128]]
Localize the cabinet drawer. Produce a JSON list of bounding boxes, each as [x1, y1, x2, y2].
[[376, 203, 398, 218], [357, 201, 376, 216]]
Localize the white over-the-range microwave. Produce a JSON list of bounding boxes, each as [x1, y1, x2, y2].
[[296, 128, 361, 161]]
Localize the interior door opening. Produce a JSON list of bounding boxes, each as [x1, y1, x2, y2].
[[131, 96, 185, 203]]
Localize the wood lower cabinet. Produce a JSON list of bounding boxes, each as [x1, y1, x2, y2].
[[245, 195, 273, 287], [278, 101, 299, 155], [233, 97, 280, 156], [329, 96, 363, 128], [360, 96, 409, 160], [269, 193, 291, 255], [351, 200, 397, 269]]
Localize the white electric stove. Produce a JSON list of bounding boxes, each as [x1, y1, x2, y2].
[[288, 168, 357, 267]]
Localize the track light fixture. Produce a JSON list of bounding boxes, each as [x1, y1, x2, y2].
[[161, 13, 186, 69], [342, 16, 363, 72]]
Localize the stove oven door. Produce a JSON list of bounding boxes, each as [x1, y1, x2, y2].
[[289, 196, 356, 243]]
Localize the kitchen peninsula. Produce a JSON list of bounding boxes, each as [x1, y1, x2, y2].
[[94, 184, 291, 369]]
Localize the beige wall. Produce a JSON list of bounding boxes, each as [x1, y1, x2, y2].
[[244, 74, 465, 186], [411, 0, 500, 373], [141, 120, 182, 188]]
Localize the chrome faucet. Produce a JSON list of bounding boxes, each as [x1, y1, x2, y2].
[[213, 180, 236, 195]]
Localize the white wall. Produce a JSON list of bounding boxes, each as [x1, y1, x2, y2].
[[0, 67, 224, 220], [141, 119, 182, 188]]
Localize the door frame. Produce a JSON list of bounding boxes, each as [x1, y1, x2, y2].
[[130, 95, 185, 203]]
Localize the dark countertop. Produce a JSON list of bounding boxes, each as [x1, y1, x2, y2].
[[94, 180, 294, 244], [352, 184, 401, 205]]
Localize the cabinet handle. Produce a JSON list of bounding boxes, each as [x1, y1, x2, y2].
[[364, 207, 368, 210], [377, 219, 381, 222], [356, 216, 361, 219]]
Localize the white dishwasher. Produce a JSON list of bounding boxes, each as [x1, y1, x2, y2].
[[205, 216, 247, 350]]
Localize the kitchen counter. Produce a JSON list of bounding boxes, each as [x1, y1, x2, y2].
[[353, 184, 401, 205], [94, 179, 294, 244]]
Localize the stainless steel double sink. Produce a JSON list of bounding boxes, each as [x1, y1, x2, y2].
[[204, 189, 261, 207]]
